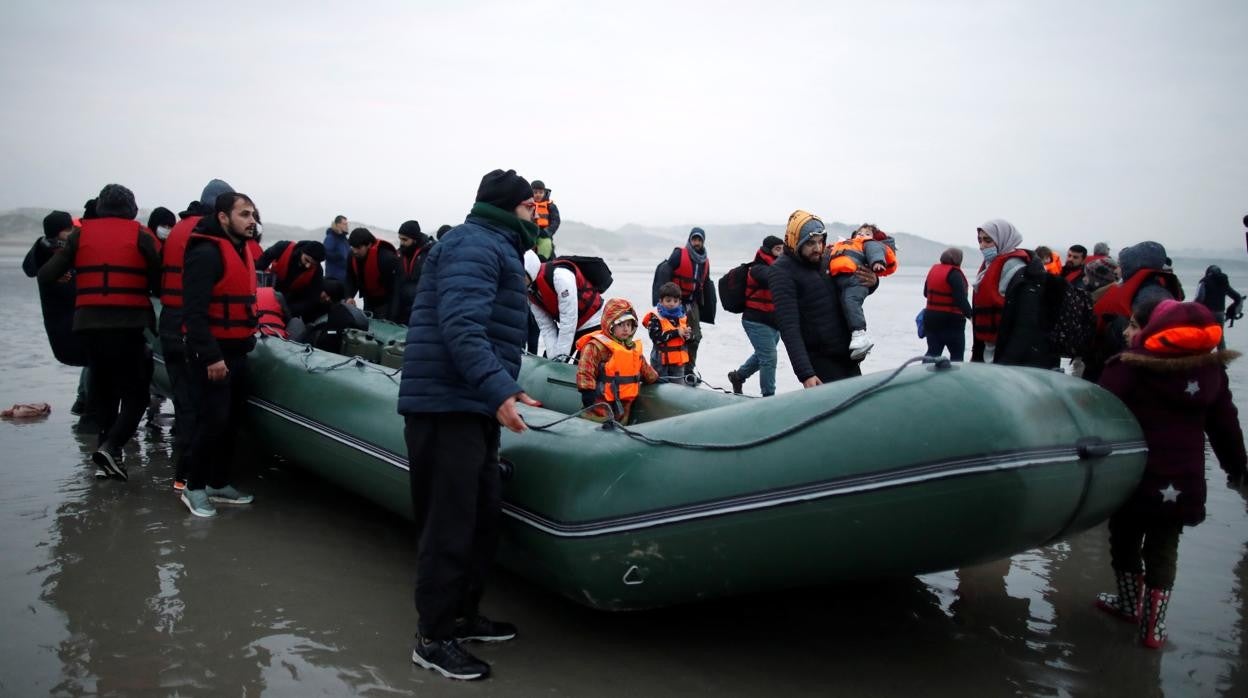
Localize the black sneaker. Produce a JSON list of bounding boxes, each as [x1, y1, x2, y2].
[[411, 637, 489, 680], [727, 370, 744, 395], [70, 397, 87, 416], [92, 449, 127, 481], [454, 615, 517, 643]]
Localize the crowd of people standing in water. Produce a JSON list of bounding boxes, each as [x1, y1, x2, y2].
[[17, 171, 1248, 680]]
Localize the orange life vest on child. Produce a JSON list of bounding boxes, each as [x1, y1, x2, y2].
[[972, 249, 1031, 342], [535, 199, 552, 229], [254, 286, 288, 338], [924, 263, 968, 316], [74, 218, 152, 309], [1044, 252, 1062, 276], [575, 332, 644, 411], [159, 216, 201, 308], [827, 237, 898, 277], [188, 233, 257, 340], [641, 310, 689, 366]]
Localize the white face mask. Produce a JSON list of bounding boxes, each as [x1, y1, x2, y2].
[[156, 225, 171, 240]]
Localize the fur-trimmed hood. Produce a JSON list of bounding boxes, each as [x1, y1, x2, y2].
[[1117, 349, 1239, 372]]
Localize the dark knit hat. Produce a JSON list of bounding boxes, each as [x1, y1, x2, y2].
[[1083, 256, 1120, 291], [762, 235, 784, 250], [200, 179, 234, 211], [296, 240, 326, 262], [147, 206, 176, 231], [82, 198, 98, 220], [689, 227, 706, 241], [475, 169, 532, 211], [42, 210, 73, 238], [348, 227, 375, 248], [397, 220, 422, 238], [436, 224, 453, 240], [95, 184, 138, 220]]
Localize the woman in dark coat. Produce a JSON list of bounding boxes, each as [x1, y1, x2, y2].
[[1095, 299, 1246, 649]]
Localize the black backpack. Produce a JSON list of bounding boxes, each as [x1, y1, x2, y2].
[[554, 255, 613, 292], [717, 263, 753, 314]]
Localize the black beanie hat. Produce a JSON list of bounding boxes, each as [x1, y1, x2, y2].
[[475, 169, 532, 211], [398, 220, 421, 237], [762, 235, 784, 250], [296, 240, 326, 262], [436, 224, 453, 240], [82, 198, 98, 220], [95, 184, 139, 220], [43, 210, 73, 238], [348, 227, 376, 248], [147, 206, 176, 231]]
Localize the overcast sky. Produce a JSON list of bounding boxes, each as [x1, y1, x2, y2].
[[1, 1, 1244, 250]]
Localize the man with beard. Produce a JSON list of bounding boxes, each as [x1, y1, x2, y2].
[[392, 220, 433, 322], [258, 239, 326, 322], [179, 193, 260, 518]]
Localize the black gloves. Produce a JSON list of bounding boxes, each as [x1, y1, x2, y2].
[[580, 389, 597, 408]]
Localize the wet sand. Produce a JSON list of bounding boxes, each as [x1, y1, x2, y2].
[[2, 259, 1247, 696]]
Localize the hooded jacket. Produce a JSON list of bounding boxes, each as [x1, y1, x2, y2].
[[397, 203, 536, 417], [576, 298, 660, 420], [1098, 301, 1246, 526]]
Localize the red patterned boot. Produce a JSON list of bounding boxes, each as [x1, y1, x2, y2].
[[1139, 587, 1171, 649], [1094, 571, 1144, 622]]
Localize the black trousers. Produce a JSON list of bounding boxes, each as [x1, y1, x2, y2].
[[924, 311, 967, 362], [809, 351, 862, 383], [405, 413, 502, 640], [185, 353, 248, 490], [82, 328, 150, 451], [1108, 509, 1183, 589], [160, 339, 197, 482]]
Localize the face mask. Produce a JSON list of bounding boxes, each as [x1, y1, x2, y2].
[[981, 246, 999, 265], [156, 225, 171, 240]]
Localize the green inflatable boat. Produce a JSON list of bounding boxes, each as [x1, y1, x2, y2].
[[151, 325, 1146, 612]]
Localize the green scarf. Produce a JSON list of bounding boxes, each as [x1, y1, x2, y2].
[[469, 202, 539, 251]]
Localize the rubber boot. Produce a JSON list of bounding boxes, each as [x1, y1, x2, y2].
[[1139, 587, 1171, 649], [1094, 570, 1144, 622]]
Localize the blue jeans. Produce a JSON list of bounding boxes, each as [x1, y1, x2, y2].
[[736, 320, 780, 396]]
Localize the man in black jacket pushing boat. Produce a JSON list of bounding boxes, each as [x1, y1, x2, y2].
[[398, 169, 541, 681]]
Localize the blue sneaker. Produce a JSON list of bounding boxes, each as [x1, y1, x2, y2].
[[206, 485, 254, 505], [181, 489, 217, 518]]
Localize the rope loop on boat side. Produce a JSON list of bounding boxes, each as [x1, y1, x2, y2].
[[297, 344, 402, 383], [524, 356, 947, 450]]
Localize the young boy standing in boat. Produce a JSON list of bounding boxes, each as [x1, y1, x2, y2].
[[576, 298, 660, 424], [1094, 299, 1246, 649], [827, 223, 898, 359], [642, 282, 692, 381]]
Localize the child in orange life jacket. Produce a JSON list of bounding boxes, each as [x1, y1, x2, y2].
[[575, 298, 660, 425], [827, 223, 898, 358], [642, 282, 693, 381]]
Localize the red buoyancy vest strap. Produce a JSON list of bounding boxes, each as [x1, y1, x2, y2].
[[745, 249, 777, 313], [535, 199, 552, 229], [400, 245, 427, 278], [351, 240, 394, 298], [972, 249, 1030, 341], [189, 233, 257, 340], [530, 260, 603, 326], [641, 310, 689, 365], [75, 218, 151, 309], [925, 263, 967, 315], [246, 239, 263, 264], [672, 247, 708, 296], [273, 241, 316, 293], [255, 286, 288, 338], [160, 216, 202, 308], [1093, 269, 1181, 331]]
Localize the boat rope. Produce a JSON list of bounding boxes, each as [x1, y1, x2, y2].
[[297, 344, 402, 383], [524, 355, 949, 450]]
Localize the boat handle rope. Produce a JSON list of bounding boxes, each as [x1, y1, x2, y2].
[[524, 355, 951, 450], [297, 344, 402, 383]]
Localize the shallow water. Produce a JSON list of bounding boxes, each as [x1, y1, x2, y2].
[[1, 256, 1246, 696]]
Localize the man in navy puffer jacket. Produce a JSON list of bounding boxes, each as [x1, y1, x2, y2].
[[398, 169, 541, 681]]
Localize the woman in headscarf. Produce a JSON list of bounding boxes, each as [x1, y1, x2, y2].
[[922, 247, 973, 361], [970, 219, 1029, 362]]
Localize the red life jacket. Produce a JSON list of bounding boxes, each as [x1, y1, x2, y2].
[[74, 218, 152, 309], [188, 233, 257, 340], [672, 247, 708, 299], [159, 216, 202, 308], [349, 240, 396, 299], [246, 238, 263, 264], [272, 241, 317, 293], [254, 286, 288, 338], [744, 248, 777, 313], [972, 249, 1031, 342], [1093, 269, 1184, 332], [529, 259, 603, 327], [925, 263, 968, 315], [640, 310, 689, 366], [399, 244, 428, 281]]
